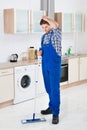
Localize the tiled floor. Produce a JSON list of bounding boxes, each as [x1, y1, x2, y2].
[[0, 83, 87, 130]]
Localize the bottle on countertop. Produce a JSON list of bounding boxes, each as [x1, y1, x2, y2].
[[67, 46, 72, 56], [29, 46, 35, 60], [34, 49, 38, 59], [21, 51, 28, 61], [67, 48, 71, 55]]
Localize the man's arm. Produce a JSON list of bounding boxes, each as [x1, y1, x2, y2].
[[42, 16, 59, 29]]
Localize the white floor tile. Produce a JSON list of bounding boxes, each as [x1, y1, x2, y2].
[[0, 83, 87, 130]]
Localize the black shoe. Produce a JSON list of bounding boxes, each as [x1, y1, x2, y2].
[[41, 108, 52, 115], [52, 115, 59, 124]]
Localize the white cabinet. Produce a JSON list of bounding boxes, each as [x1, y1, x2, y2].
[[80, 57, 87, 80], [30, 10, 46, 32], [54, 12, 85, 32], [4, 9, 46, 33], [35, 64, 45, 96], [4, 9, 30, 33], [54, 12, 72, 32], [62, 13, 72, 32], [73, 13, 85, 32], [0, 10, 4, 33], [0, 68, 14, 103], [15, 9, 30, 33], [68, 58, 79, 83]]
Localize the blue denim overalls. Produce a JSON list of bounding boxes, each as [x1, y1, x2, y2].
[[41, 32, 61, 115]]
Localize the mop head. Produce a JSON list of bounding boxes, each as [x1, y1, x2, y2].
[[21, 113, 46, 124]]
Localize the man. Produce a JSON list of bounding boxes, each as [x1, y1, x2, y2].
[[39, 16, 62, 124]]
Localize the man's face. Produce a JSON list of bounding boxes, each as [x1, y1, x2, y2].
[[41, 24, 51, 33]]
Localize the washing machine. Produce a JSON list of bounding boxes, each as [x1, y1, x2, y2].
[[14, 65, 35, 104]]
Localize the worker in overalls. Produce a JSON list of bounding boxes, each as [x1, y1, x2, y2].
[[39, 16, 62, 124]]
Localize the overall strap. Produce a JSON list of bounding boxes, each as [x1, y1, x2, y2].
[[41, 30, 53, 45], [41, 34, 46, 45], [49, 31, 53, 43]]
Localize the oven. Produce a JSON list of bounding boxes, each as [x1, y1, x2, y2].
[[60, 59, 68, 82]]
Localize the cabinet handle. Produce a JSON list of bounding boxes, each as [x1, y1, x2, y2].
[[61, 65, 68, 68]]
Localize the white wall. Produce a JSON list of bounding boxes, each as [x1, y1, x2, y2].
[[55, 0, 87, 55], [0, 0, 41, 63], [0, 0, 40, 10], [55, 0, 87, 13], [0, 33, 42, 62], [0, 0, 87, 62]]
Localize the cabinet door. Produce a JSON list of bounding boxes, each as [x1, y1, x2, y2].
[[54, 12, 72, 32], [80, 57, 87, 80], [62, 13, 72, 32], [54, 12, 85, 32], [15, 9, 30, 33], [31, 10, 46, 32], [4, 9, 30, 33], [0, 69, 14, 103], [68, 58, 79, 83], [4, 9, 14, 33], [74, 13, 83, 32], [0, 10, 4, 34]]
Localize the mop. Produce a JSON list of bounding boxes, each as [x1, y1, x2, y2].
[[21, 57, 46, 124]]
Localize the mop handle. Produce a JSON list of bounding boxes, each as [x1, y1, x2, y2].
[[33, 56, 41, 115]]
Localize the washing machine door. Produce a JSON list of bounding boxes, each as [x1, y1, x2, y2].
[[18, 74, 32, 91], [21, 75, 31, 88]]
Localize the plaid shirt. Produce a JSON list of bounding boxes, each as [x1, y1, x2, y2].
[[42, 27, 62, 56]]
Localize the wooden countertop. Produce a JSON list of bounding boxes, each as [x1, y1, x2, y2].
[[62, 54, 87, 60], [0, 59, 38, 69], [0, 54, 87, 69]]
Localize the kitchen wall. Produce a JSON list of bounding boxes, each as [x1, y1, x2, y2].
[[0, 33, 42, 62], [0, 0, 42, 62], [0, 0, 87, 62]]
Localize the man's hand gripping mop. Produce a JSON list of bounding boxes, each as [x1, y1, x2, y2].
[[21, 56, 46, 124]]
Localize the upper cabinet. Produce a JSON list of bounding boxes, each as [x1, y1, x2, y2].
[[4, 9, 46, 33], [73, 13, 85, 32], [54, 12, 72, 32], [4, 9, 30, 33], [3, 9, 85, 33], [15, 9, 30, 33], [30, 10, 46, 32], [54, 12, 85, 32]]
